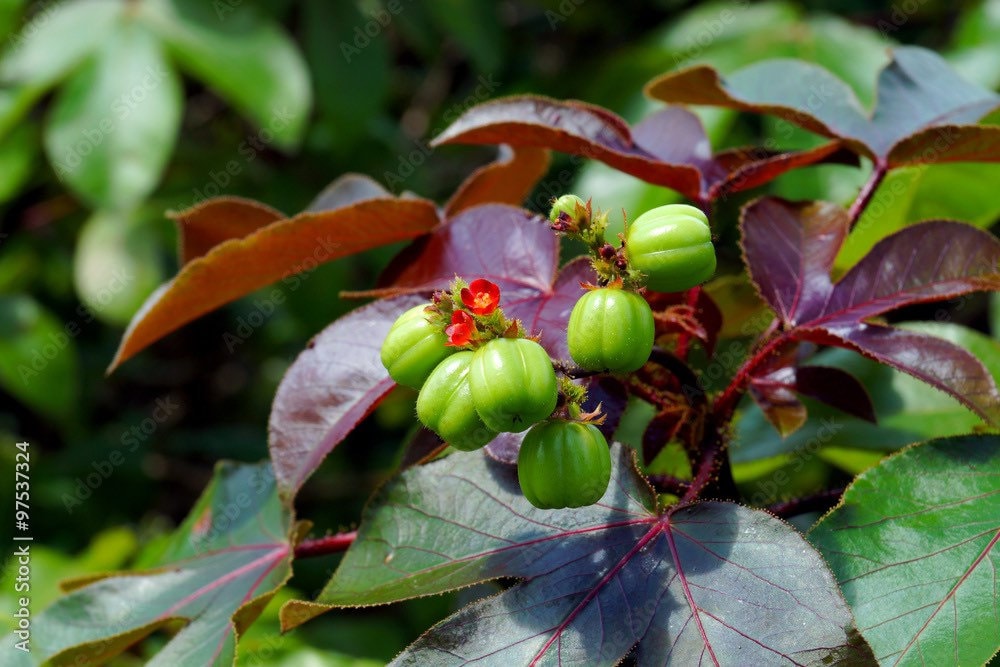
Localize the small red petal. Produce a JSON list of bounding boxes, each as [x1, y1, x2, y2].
[[462, 279, 500, 315]]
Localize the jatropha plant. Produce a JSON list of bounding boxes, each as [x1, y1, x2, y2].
[[12, 46, 1000, 666]]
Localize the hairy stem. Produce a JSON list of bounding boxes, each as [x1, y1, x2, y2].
[[846, 160, 887, 229], [713, 332, 791, 424], [294, 531, 357, 559], [673, 286, 702, 361]]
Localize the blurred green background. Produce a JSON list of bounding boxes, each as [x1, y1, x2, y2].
[[1, 0, 999, 663]]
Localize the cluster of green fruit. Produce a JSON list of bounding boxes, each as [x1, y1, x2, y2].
[[379, 199, 716, 510]]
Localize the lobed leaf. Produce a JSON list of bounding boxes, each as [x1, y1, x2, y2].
[[810, 435, 1000, 666], [109, 194, 440, 371], [284, 445, 872, 664], [432, 96, 844, 203], [647, 46, 1000, 164], [741, 197, 1000, 425], [268, 295, 425, 500], [4, 461, 292, 666]]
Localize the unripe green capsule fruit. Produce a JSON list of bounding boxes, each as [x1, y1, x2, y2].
[[380, 305, 453, 389], [626, 204, 716, 293], [469, 338, 558, 433], [416, 352, 497, 451], [549, 194, 586, 223], [567, 288, 654, 373], [517, 420, 612, 509]]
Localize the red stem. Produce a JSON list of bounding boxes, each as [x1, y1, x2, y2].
[[713, 332, 791, 424], [294, 531, 357, 559], [846, 160, 887, 229], [673, 286, 702, 361]]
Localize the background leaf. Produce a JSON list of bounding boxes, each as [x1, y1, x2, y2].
[[290, 445, 872, 664], [141, 0, 311, 149], [43, 19, 182, 210], [0, 294, 79, 422], [74, 209, 165, 326], [810, 435, 1000, 666], [3, 461, 293, 666]]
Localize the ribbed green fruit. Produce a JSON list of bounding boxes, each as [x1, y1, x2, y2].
[[380, 305, 453, 389], [567, 288, 654, 372], [416, 352, 497, 451], [469, 338, 557, 433], [626, 204, 716, 292], [517, 420, 611, 509]]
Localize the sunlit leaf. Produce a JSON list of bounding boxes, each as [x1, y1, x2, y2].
[[810, 435, 1000, 666], [109, 195, 440, 371]]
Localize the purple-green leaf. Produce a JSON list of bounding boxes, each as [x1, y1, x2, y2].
[[741, 197, 1000, 424], [647, 46, 1000, 163], [282, 446, 873, 664], [432, 96, 847, 203], [810, 435, 1000, 666], [4, 461, 292, 667], [268, 295, 425, 500]]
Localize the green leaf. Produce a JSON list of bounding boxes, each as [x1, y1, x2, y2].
[[424, 0, 502, 73], [733, 322, 1000, 464], [0, 0, 123, 88], [810, 435, 1000, 666], [304, 0, 389, 150], [0, 0, 26, 38], [0, 121, 37, 202], [44, 19, 182, 210], [284, 446, 873, 664], [0, 294, 79, 422], [0, 84, 41, 141], [74, 210, 165, 326], [3, 461, 293, 666], [141, 0, 311, 149]]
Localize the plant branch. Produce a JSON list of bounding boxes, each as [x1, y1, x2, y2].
[[713, 332, 791, 424], [673, 286, 702, 361], [846, 160, 887, 229], [766, 487, 846, 518], [294, 531, 357, 559], [552, 361, 604, 379]]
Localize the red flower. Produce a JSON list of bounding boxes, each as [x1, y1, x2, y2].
[[461, 279, 501, 315], [445, 310, 475, 347]]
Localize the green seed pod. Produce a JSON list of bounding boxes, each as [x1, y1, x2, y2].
[[626, 204, 716, 292], [380, 305, 453, 389], [548, 194, 587, 224], [469, 338, 558, 433], [416, 352, 497, 451], [517, 420, 612, 509], [567, 288, 654, 373]]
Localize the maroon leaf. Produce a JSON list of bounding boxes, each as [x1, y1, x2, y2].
[[444, 145, 551, 216], [741, 197, 1000, 425], [505, 257, 597, 359], [174, 197, 286, 265], [400, 427, 448, 468], [361, 204, 558, 312], [647, 46, 1000, 164], [740, 198, 847, 327], [750, 364, 876, 437], [887, 124, 1000, 167], [268, 295, 425, 499], [749, 366, 808, 438], [794, 366, 877, 424], [432, 96, 844, 203], [483, 431, 525, 465], [642, 407, 691, 465], [581, 375, 629, 441], [797, 323, 1000, 424], [814, 221, 1000, 327], [647, 287, 724, 357]]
